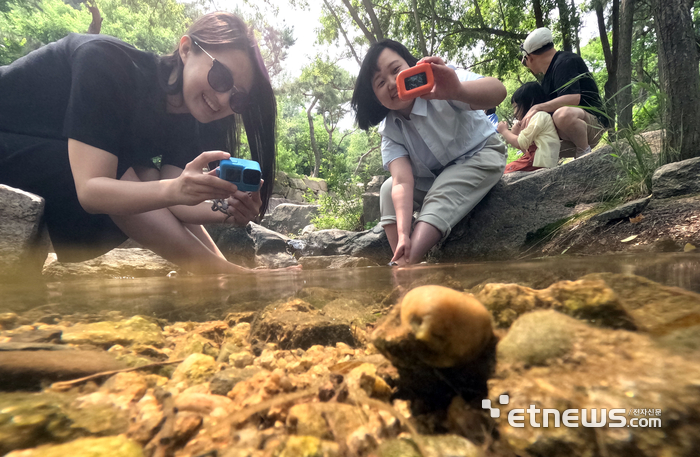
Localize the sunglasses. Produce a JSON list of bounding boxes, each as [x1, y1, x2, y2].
[[192, 39, 251, 114], [519, 44, 529, 67]]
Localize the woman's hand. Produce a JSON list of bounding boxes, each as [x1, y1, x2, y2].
[[416, 56, 462, 101], [224, 180, 264, 226], [497, 121, 509, 134], [391, 236, 412, 266], [172, 151, 239, 206]]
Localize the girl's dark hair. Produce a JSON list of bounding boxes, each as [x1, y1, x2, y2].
[[511, 81, 548, 120], [159, 12, 276, 218], [351, 39, 419, 130]]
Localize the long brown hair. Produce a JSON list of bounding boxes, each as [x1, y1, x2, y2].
[[160, 12, 277, 218]]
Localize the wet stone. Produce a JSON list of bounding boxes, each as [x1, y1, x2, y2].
[[581, 272, 700, 332], [0, 312, 19, 330], [209, 367, 263, 396], [0, 350, 125, 391], [170, 353, 218, 388], [475, 278, 636, 329], [173, 332, 219, 360], [4, 435, 144, 457], [60, 316, 165, 348], [374, 435, 481, 457], [0, 392, 129, 455], [251, 299, 356, 350], [497, 310, 580, 366], [273, 435, 341, 457], [489, 314, 700, 457], [9, 329, 62, 344]]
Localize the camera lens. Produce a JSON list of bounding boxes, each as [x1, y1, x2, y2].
[[225, 168, 242, 182], [243, 169, 261, 185]]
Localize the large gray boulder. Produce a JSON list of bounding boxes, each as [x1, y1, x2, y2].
[[246, 223, 298, 268], [437, 145, 626, 261], [0, 185, 50, 280], [362, 192, 380, 225], [652, 156, 700, 199], [297, 226, 392, 263], [205, 224, 256, 268], [261, 203, 319, 235]]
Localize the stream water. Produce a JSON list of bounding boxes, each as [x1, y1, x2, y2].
[[1, 252, 698, 322]]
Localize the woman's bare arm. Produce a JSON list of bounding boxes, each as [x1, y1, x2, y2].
[[68, 139, 237, 215]]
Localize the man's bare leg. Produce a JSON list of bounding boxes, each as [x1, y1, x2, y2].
[[552, 106, 590, 152]]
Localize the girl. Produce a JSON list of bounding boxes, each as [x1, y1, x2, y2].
[[351, 39, 507, 266], [497, 82, 560, 173], [0, 12, 291, 274]]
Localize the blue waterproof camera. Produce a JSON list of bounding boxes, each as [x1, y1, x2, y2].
[[217, 158, 262, 192]]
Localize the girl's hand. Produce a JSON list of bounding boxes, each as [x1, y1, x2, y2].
[[174, 151, 238, 206], [417, 56, 462, 101], [511, 120, 523, 135], [225, 179, 264, 226], [497, 121, 509, 134]]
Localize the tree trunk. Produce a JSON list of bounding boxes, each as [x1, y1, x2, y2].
[[556, 0, 573, 52], [617, 0, 635, 131], [412, 0, 428, 56], [86, 4, 103, 34], [362, 0, 384, 41], [324, 0, 362, 66], [307, 97, 321, 178], [597, 0, 619, 131], [341, 0, 377, 43], [533, 0, 545, 28], [654, 0, 700, 160]]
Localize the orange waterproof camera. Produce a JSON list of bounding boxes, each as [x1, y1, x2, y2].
[[397, 63, 434, 100]]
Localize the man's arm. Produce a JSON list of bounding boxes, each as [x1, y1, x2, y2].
[[521, 93, 581, 127]]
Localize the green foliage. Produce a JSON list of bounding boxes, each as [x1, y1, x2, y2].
[[98, 0, 190, 55], [309, 176, 365, 231], [0, 0, 196, 64], [314, 0, 556, 79], [0, 0, 90, 63]]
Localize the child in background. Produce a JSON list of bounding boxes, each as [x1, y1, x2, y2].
[[485, 107, 499, 132], [497, 82, 560, 173], [351, 39, 507, 266]]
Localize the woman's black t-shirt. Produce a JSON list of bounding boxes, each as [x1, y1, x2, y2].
[[0, 33, 227, 176], [0, 33, 229, 261]]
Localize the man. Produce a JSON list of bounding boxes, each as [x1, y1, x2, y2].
[[519, 27, 609, 158]]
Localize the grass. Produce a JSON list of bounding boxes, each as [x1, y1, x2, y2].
[[608, 128, 678, 201]]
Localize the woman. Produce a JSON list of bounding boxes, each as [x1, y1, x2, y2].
[[352, 39, 507, 266], [0, 12, 286, 274]]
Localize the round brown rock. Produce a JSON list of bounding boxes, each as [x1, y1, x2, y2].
[[399, 285, 494, 367]]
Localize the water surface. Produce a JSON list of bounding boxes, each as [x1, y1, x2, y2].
[[1, 252, 698, 322]]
